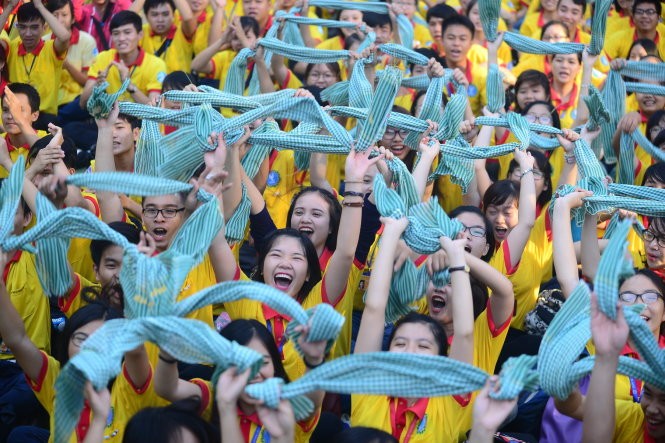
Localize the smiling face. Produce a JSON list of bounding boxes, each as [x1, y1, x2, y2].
[[644, 220, 665, 270], [141, 194, 186, 251], [516, 82, 548, 110], [556, 0, 584, 36], [68, 319, 104, 358], [541, 22, 570, 43], [290, 192, 331, 252], [618, 273, 665, 337], [339, 9, 363, 37], [112, 118, 138, 158], [636, 79, 665, 116], [242, 0, 271, 28], [484, 197, 518, 243], [642, 384, 665, 439], [454, 211, 490, 258], [389, 322, 440, 355], [381, 127, 409, 159], [633, 1, 659, 33], [551, 53, 581, 85], [238, 336, 275, 404], [262, 235, 309, 298]]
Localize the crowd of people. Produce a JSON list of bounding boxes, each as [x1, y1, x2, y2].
[[0, 0, 664, 441]]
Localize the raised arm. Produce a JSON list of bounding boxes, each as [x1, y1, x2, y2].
[[412, 129, 440, 201], [323, 147, 385, 306], [580, 211, 601, 281], [354, 217, 409, 354], [465, 253, 513, 326], [571, 49, 597, 129], [94, 102, 126, 223], [174, 0, 196, 38], [505, 149, 536, 269], [581, 293, 628, 443], [34, 0, 71, 55], [552, 189, 591, 298], [191, 35, 230, 74], [154, 351, 203, 402], [216, 367, 251, 443], [469, 376, 518, 443]]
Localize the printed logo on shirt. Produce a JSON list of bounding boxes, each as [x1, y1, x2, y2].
[[0, 340, 12, 355], [157, 71, 167, 83], [267, 171, 280, 187], [560, 109, 577, 122], [106, 407, 114, 427], [467, 85, 478, 97], [417, 413, 428, 434]]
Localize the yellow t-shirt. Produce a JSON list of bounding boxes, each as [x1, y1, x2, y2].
[[7, 38, 65, 115], [57, 273, 100, 318], [140, 23, 194, 73], [87, 48, 167, 102], [44, 29, 98, 106], [443, 60, 487, 117], [613, 399, 644, 442], [27, 351, 157, 443], [177, 254, 216, 328], [604, 24, 665, 61], [1, 251, 50, 359], [67, 191, 102, 284], [351, 394, 464, 443], [263, 150, 310, 229], [519, 11, 546, 40]]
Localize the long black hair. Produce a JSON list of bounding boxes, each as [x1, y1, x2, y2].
[[287, 187, 342, 253]]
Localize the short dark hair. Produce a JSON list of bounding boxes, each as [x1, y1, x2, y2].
[[45, 0, 75, 17], [626, 38, 661, 59], [60, 302, 122, 364], [508, 148, 553, 209], [483, 179, 520, 211], [6, 82, 40, 113], [557, 0, 586, 15], [28, 134, 78, 170], [110, 10, 143, 33], [123, 399, 219, 443], [633, 0, 661, 17], [304, 62, 341, 85], [16, 2, 44, 24], [143, 0, 175, 15], [117, 113, 141, 130], [441, 15, 475, 38], [426, 3, 457, 22], [389, 312, 448, 356], [540, 20, 570, 40], [647, 110, 665, 142], [513, 70, 551, 113], [90, 221, 141, 266], [240, 15, 260, 37], [408, 48, 439, 72], [411, 89, 448, 117], [363, 12, 392, 31], [643, 162, 665, 186]]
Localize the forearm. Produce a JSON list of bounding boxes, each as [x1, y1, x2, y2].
[[36, 3, 71, 46], [448, 267, 474, 364], [80, 81, 95, 108], [412, 152, 436, 200], [270, 52, 289, 87], [308, 153, 333, 192], [466, 253, 513, 323], [581, 355, 619, 443], [173, 0, 196, 36], [552, 203, 580, 297], [64, 61, 89, 86], [191, 42, 221, 73], [82, 414, 107, 443], [219, 405, 245, 443], [222, 146, 242, 221], [255, 58, 276, 94], [580, 213, 600, 280], [94, 127, 125, 221], [208, 10, 224, 46], [127, 87, 152, 105]]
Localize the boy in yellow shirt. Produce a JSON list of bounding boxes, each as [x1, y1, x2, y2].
[[141, 0, 196, 73], [2, 0, 71, 128], [0, 83, 41, 178]]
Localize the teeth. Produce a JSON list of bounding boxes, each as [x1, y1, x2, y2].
[[275, 273, 292, 281]]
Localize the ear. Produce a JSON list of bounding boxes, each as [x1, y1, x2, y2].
[[31, 110, 39, 123], [482, 242, 490, 257], [132, 127, 140, 143], [22, 211, 33, 228], [93, 264, 100, 281]]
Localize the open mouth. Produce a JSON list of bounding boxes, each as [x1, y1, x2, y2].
[[273, 272, 293, 291], [495, 227, 508, 238], [299, 227, 314, 237], [464, 245, 472, 253], [152, 227, 167, 241]]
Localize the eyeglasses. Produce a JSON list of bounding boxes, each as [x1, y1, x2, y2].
[[142, 207, 185, 219], [71, 332, 90, 348], [461, 225, 486, 238], [619, 291, 663, 305], [511, 168, 545, 180], [525, 114, 553, 125], [642, 229, 665, 248], [384, 128, 408, 139], [308, 72, 335, 80], [634, 8, 657, 16]]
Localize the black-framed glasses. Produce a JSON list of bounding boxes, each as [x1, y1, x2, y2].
[[384, 128, 408, 140], [525, 114, 553, 125], [142, 207, 185, 219], [619, 291, 663, 305], [461, 225, 486, 238], [642, 230, 665, 248], [634, 8, 657, 16]]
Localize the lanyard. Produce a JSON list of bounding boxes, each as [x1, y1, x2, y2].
[[389, 398, 422, 443], [265, 318, 287, 357], [629, 376, 643, 403], [250, 426, 270, 443], [22, 53, 38, 78]]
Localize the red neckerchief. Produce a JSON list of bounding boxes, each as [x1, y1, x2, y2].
[[4, 133, 29, 153], [431, 42, 445, 57], [238, 407, 263, 442], [643, 426, 656, 443], [76, 402, 92, 442], [572, 27, 582, 43], [18, 38, 45, 56], [113, 48, 146, 67], [51, 27, 80, 44], [319, 246, 333, 270], [550, 82, 578, 113], [537, 10, 545, 27], [262, 304, 291, 358], [389, 397, 429, 442], [261, 15, 274, 37], [639, 110, 648, 124], [0, 79, 6, 95], [446, 59, 472, 95], [164, 125, 177, 134], [196, 9, 207, 24], [2, 250, 22, 284], [150, 24, 177, 39]]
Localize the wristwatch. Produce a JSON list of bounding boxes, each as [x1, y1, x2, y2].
[[448, 265, 470, 274]]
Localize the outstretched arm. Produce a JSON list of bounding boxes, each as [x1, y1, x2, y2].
[[505, 149, 536, 269], [354, 217, 409, 354]]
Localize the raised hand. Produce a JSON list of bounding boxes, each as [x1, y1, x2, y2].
[[590, 292, 629, 357]]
